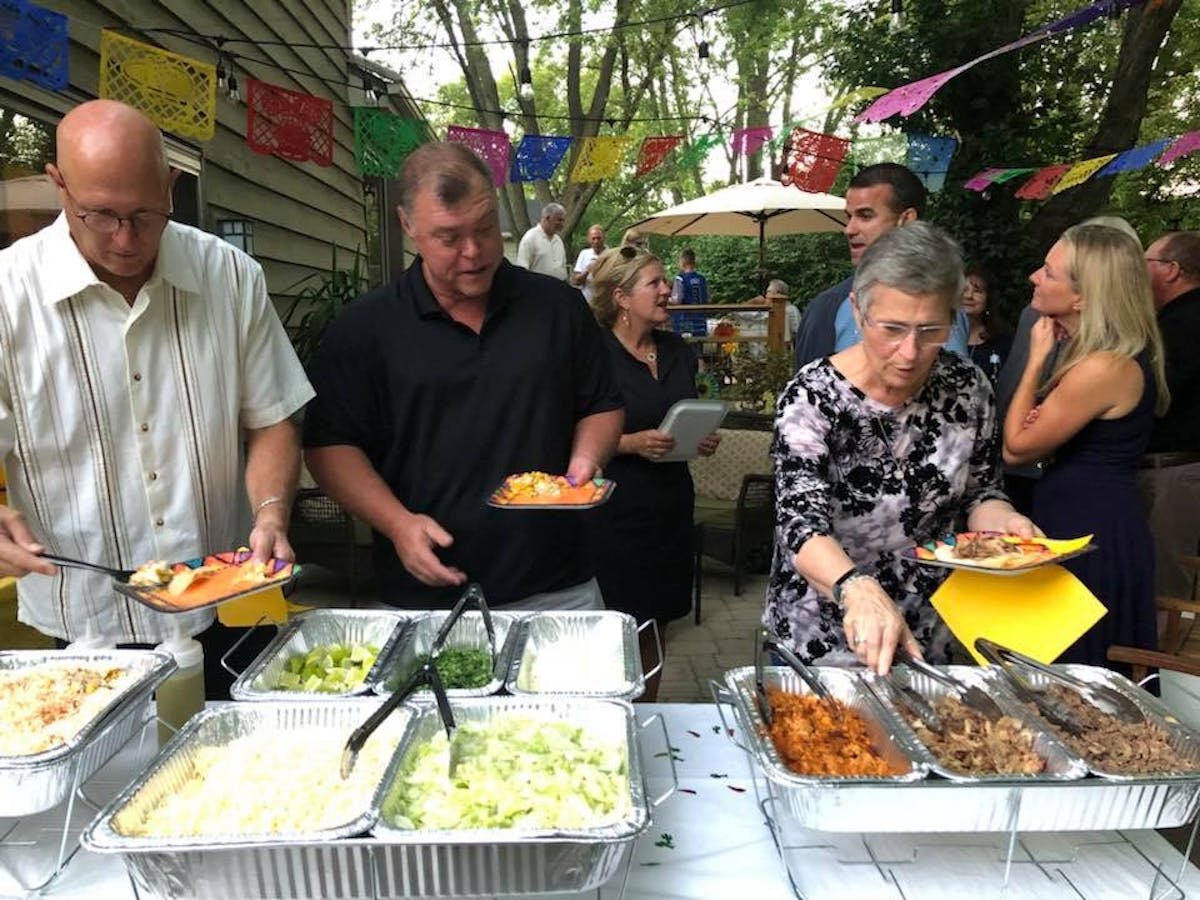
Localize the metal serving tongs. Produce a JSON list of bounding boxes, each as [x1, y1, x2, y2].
[[893, 645, 1006, 724], [974, 638, 1092, 736], [429, 582, 497, 669], [975, 637, 1145, 727], [755, 628, 837, 727], [341, 660, 456, 779]]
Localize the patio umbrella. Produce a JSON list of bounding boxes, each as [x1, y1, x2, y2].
[[629, 177, 847, 289]]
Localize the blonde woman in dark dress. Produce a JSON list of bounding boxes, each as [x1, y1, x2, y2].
[[591, 246, 719, 699]]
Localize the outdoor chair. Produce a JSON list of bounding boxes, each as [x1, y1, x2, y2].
[[289, 487, 373, 592], [689, 426, 774, 624]]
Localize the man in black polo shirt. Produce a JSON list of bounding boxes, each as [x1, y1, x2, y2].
[[302, 142, 624, 609], [1140, 230, 1200, 599]]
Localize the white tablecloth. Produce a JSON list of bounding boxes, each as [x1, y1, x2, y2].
[[3, 703, 1198, 899]]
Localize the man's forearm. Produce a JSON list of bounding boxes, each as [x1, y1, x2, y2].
[[303, 444, 412, 539], [244, 419, 302, 524], [570, 409, 623, 472]]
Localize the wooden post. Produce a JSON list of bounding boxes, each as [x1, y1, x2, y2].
[[767, 295, 786, 353]]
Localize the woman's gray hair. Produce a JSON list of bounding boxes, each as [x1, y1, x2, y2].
[[852, 222, 964, 316]]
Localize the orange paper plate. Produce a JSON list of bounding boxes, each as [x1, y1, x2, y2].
[[487, 473, 615, 509], [114, 550, 298, 614]]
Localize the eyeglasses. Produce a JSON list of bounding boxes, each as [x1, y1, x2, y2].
[[56, 173, 171, 235], [1145, 257, 1177, 267], [862, 312, 951, 347]]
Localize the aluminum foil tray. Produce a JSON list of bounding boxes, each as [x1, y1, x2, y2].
[[374, 610, 518, 698], [82, 700, 412, 848], [230, 609, 409, 700], [719, 666, 1200, 833], [505, 610, 642, 699], [87, 698, 647, 900], [1, 649, 174, 816], [995, 663, 1200, 781], [863, 665, 1088, 783], [724, 665, 926, 788]]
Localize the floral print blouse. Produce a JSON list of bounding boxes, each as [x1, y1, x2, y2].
[[763, 351, 1007, 665]]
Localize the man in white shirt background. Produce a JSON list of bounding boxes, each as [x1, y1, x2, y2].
[[0, 100, 313, 696], [516, 203, 568, 280], [571, 224, 606, 302]]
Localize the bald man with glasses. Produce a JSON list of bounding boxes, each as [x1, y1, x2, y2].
[[0, 100, 312, 695]]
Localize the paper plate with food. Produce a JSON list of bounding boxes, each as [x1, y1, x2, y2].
[[903, 532, 1094, 575], [115, 549, 298, 613], [487, 471, 615, 509]]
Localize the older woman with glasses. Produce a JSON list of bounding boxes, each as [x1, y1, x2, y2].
[[765, 223, 1035, 674], [590, 245, 719, 698]]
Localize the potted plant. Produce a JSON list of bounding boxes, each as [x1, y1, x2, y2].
[[281, 246, 369, 372]]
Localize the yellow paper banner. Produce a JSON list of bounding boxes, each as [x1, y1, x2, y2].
[[1050, 154, 1118, 196], [829, 86, 889, 111], [100, 30, 216, 141], [930, 564, 1105, 665], [569, 136, 632, 182]]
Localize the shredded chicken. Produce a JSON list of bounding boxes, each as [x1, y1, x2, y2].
[[763, 689, 903, 777], [952, 533, 1020, 561]]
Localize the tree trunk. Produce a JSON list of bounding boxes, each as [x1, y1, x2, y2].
[[1029, 0, 1184, 249]]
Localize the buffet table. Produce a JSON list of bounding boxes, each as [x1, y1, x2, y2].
[[4, 703, 1200, 900]]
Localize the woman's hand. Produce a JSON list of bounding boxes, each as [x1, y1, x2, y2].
[[631, 429, 675, 461], [1026, 316, 1058, 372], [696, 432, 721, 457], [969, 500, 1044, 538], [840, 576, 922, 675]]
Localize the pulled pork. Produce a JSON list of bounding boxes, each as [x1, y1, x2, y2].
[[1031, 684, 1200, 775], [952, 533, 1020, 561], [900, 695, 1044, 776]]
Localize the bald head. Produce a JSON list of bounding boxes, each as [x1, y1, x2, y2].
[[55, 100, 169, 188], [47, 100, 177, 298]]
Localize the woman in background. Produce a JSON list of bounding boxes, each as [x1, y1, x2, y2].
[[1004, 224, 1168, 666], [962, 265, 1011, 387], [591, 246, 719, 699]]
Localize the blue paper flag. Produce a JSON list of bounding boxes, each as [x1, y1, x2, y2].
[[1098, 138, 1173, 176], [510, 135, 573, 183], [906, 134, 958, 192], [0, 0, 68, 90]]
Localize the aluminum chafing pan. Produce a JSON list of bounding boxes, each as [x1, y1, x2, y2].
[[82, 699, 412, 849], [230, 609, 409, 700], [85, 698, 648, 900], [371, 696, 648, 896], [1, 649, 174, 816], [863, 665, 1089, 783], [505, 610, 642, 699], [724, 664, 926, 787], [995, 662, 1200, 782], [716, 667, 1200, 833], [374, 610, 518, 698]]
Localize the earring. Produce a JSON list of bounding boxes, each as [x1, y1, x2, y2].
[[621, 311, 630, 326]]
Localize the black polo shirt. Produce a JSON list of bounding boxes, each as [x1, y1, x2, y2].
[[1151, 286, 1200, 453], [302, 259, 622, 608]]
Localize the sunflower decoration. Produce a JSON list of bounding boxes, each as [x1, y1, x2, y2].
[[696, 371, 721, 399]]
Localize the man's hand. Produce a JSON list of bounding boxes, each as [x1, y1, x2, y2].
[[391, 513, 467, 587], [0, 506, 54, 578], [248, 506, 295, 564]]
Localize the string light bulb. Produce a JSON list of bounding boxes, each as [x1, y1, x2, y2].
[[890, 0, 904, 32], [698, 40, 709, 59], [518, 65, 533, 100], [226, 71, 240, 103]]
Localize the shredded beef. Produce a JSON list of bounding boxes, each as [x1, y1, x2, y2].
[[900, 695, 1045, 776]]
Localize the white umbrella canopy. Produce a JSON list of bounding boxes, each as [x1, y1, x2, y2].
[[629, 178, 847, 290], [631, 177, 847, 239]]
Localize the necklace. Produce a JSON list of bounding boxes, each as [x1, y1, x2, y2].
[[617, 332, 656, 363]]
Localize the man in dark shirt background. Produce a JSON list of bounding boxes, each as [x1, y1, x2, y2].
[[303, 142, 623, 610], [1140, 230, 1200, 600]]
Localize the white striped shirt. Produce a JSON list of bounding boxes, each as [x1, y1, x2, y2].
[[0, 215, 314, 642]]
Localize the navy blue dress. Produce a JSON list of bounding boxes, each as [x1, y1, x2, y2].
[[593, 329, 697, 624], [1031, 353, 1158, 667]]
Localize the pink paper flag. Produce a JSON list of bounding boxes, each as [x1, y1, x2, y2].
[[446, 125, 511, 187], [963, 168, 1007, 192], [852, 69, 961, 124], [1157, 131, 1200, 167], [732, 126, 773, 157]]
